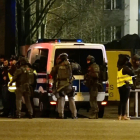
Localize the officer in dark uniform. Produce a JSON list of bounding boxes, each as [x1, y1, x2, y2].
[[51, 53, 81, 119], [131, 54, 140, 115], [84, 55, 100, 119], [9, 57, 35, 119], [132, 54, 140, 88]]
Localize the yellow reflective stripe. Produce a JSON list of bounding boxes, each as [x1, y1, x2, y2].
[[117, 79, 132, 84], [117, 75, 131, 79], [33, 70, 37, 75]]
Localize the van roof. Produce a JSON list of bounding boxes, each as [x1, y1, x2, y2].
[[28, 42, 105, 50]]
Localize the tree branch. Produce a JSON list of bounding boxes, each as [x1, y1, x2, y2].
[[25, 0, 37, 13], [30, 12, 36, 16], [25, 0, 56, 41], [52, 14, 79, 38], [30, 0, 56, 39]]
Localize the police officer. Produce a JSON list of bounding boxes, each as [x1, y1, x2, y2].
[[9, 57, 35, 119], [84, 55, 100, 119], [51, 53, 80, 119], [132, 54, 140, 88]]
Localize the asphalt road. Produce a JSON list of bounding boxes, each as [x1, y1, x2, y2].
[[0, 118, 140, 140], [0, 105, 140, 140]]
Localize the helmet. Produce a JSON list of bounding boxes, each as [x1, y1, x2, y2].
[[87, 55, 95, 64], [132, 54, 140, 61], [59, 53, 68, 61], [20, 57, 29, 65]]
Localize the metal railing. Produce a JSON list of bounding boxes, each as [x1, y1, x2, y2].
[[127, 89, 140, 118]]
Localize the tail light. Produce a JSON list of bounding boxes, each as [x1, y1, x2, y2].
[[50, 101, 57, 105], [48, 74, 53, 93], [106, 82, 109, 93], [101, 101, 107, 105]]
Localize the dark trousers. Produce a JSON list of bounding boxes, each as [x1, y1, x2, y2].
[[118, 85, 130, 116], [89, 87, 99, 115], [1, 86, 9, 115], [16, 87, 33, 116], [9, 92, 16, 116]]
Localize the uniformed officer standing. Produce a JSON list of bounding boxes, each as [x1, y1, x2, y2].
[[84, 55, 100, 119], [132, 54, 140, 88], [51, 53, 80, 119], [9, 57, 35, 119]]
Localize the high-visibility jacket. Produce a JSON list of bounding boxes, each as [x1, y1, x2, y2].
[[7, 70, 37, 92], [117, 68, 133, 88], [8, 73, 16, 92]]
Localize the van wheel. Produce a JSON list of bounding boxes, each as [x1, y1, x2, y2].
[[39, 100, 50, 118], [39, 102, 44, 112], [98, 106, 104, 118]]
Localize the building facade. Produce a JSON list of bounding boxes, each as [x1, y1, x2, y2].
[[97, 0, 139, 44]]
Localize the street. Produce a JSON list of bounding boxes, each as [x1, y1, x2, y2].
[[0, 118, 140, 140], [0, 105, 139, 140]]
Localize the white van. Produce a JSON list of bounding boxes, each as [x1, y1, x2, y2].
[[27, 39, 109, 118]]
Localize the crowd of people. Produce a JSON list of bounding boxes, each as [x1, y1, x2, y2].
[[0, 55, 36, 118], [0, 52, 139, 120]]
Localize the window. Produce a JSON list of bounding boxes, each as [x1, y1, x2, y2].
[[104, 0, 111, 10], [55, 48, 103, 75], [31, 48, 39, 65], [93, 26, 121, 43], [31, 48, 48, 72], [27, 50, 31, 60], [104, 0, 122, 10]]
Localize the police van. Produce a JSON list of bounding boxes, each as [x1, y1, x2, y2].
[[27, 39, 109, 118]]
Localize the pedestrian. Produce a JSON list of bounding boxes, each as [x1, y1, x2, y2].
[[117, 54, 135, 120], [1, 59, 10, 117], [0, 55, 5, 110], [84, 55, 100, 119], [9, 57, 35, 119], [8, 57, 17, 118], [51, 53, 80, 119]]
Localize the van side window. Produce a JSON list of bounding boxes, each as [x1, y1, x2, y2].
[[27, 50, 31, 60], [31, 48, 39, 65], [31, 49, 48, 73]]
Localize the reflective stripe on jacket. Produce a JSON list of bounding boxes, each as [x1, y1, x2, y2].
[[8, 73, 16, 92], [117, 69, 133, 87]]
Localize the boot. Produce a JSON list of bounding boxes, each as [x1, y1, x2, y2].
[[118, 115, 121, 120], [89, 113, 98, 119], [72, 114, 78, 119], [58, 113, 64, 119], [121, 115, 130, 120], [13, 115, 21, 119], [29, 115, 33, 119]]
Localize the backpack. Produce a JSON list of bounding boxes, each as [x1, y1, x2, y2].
[[21, 66, 35, 85], [57, 61, 72, 81]]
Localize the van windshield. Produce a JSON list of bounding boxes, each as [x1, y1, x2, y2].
[[31, 48, 48, 72], [55, 48, 103, 75]]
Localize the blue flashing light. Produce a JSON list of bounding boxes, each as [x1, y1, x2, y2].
[[77, 39, 82, 43], [58, 39, 61, 43]]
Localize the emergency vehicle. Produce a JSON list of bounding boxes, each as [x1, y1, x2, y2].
[[27, 39, 109, 118]]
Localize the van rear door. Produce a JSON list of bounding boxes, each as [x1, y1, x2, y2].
[[54, 45, 107, 102]]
